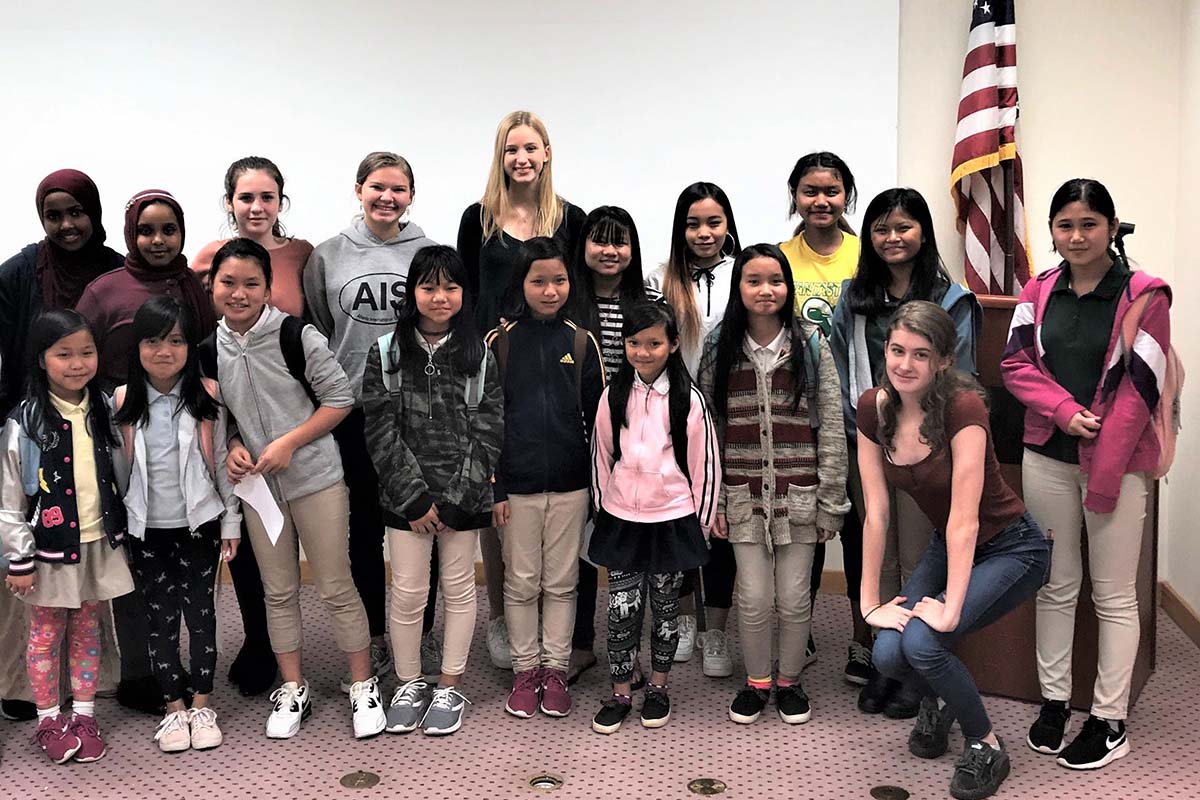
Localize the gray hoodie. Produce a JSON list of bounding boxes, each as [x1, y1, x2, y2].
[[303, 218, 437, 402], [213, 306, 354, 503]]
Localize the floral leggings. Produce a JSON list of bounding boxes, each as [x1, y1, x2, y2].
[[27, 602, 101, 709]]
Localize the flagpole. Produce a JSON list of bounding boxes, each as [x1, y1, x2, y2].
[[1002, 158, 1015, 295]]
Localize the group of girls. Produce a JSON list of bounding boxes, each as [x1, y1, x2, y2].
[[0, 109, 1169, 800]]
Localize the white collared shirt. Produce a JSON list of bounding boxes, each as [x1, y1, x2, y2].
[[744, 326, 788, 370]]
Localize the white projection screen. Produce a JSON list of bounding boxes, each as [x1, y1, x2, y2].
[[2, 0, 899, 262]]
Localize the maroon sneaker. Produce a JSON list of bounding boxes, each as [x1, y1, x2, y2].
[[539, 668, 572, 717], [505, 668, 541, 719], [33, 714, 82, 764], [70, 714, 107, 762]]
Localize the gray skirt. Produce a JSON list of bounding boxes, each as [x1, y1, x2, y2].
[[18, 539, 134, 609]]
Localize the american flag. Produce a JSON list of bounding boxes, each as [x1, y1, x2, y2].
[[950, 0, 1031, 295]]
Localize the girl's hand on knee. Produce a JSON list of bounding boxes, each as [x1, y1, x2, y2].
[[221, 539, 239, 562], [865, 596, 911, 632], [492, 500, 510, 529], [912, 596, 958, 632], [5, 573, 35, 596]]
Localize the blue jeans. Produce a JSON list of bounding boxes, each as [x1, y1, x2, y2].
[[872, 512, 1052, 739]]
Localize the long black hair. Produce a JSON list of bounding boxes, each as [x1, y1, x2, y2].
[[844, 188, 952, 316], [787, 151, 858, 235], [502, 236, 572, 321], [569, 206, 650, 335], [21, 309, 119, 448], [387, 245, 485, 376], [607, 301, 693, 476], [710, 244, 810, 418], [115, 295, 218, 427]]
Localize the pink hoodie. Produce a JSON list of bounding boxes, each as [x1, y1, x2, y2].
[[591, 371, 720, 531], [1000, 264, 1171, 513]]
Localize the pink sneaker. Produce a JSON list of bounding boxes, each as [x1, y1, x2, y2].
[[505, 669, 541, 718], [33, 715, 81, 764], [70, 714, 107, 762], [539, 668, 572, 717]]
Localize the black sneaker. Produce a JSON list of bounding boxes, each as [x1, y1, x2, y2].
[[804, 635, 818, 668], [950, 735, 1011, 800], [1056, 715, 1130, 770], [844, 642, 872, 686], [591, 695, 632, 735], [0, 699, 36, 721], [884, 681, 922, 719], [857, 670, 898, 714], [728, 686, 770, 724], [1026, 699, 1071, 755], [776, 684, 812, 724], [909, 696, 955, 759], [641, 686, 671, 728]]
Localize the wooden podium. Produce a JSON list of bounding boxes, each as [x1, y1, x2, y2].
[[952, 296, 1157, 709]]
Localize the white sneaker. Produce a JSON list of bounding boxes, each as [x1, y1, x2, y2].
[[154, 709, 191, 753], [349, 676, 386, 739], [188, 707, 223, 750], [341, 638, 393, 693], [487, 618, 513, 670], [674, 615, 697, 662], [701, 629, 734, 677], [266, 681, 311, 739], [420, 632, 442, 679]]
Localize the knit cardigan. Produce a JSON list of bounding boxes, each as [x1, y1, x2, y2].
[[1000, 263, 1170, 513], [697, 323, 850, 550]]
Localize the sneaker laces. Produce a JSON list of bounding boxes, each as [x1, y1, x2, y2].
[[71, 713, 100, 738], [542, 670, 567, 693], [954, 741, 996, 779], [391, 679, 429, 707], [270, 683, 303, 712], [848, 641, 872, 667], [427, 687, 471, 713], [349, 676, 380, 704], [33, 716, 70, 745], [189, 707, 218, 730], [514, 669, 542, 693], [370, 640, 390, 669], [704, 630, 728, 658], [154, 710, 189, 742], [913, 700, 940, 737]]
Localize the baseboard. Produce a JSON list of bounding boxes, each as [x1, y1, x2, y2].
[[1159, 580, 1200, 650]]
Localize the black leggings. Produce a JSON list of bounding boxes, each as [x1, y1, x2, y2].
[[607, 570, 685, 681], [127, 521, 220, 701], [335, 407, 438, 637]]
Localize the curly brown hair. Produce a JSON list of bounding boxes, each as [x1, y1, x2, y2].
[[876, 301, 986, 454]]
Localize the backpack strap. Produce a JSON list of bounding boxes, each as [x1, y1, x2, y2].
[[802, 327, 822, 430], [464, 345, 489, 412], [17, 426, 41, 497], [572, 325, 588, 412], [280, 315, 319, 409], [377, 332, 401, 394], [1120, 291, 1154, 370], [198, 332, 218, 380], [494, 325, 510, 386]]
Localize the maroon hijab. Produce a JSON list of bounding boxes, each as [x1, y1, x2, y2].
[[34, 169, 116, 309], [122, 189, 216, 333]]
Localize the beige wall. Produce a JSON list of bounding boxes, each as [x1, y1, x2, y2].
[[894, 0, 1197, 614]]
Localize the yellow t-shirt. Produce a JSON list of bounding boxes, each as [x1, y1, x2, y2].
[[49, 393, 104, 544], [780, 232, 861, 336]]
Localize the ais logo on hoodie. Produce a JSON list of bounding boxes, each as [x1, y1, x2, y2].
[[339, 273, 406, 325]]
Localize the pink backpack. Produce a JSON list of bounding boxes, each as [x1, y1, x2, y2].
[[1121, 290, 1183, 479]]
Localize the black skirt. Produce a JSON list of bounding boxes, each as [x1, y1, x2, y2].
[[588, 509, 710, 574]]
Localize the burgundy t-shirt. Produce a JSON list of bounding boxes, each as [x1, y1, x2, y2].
[[856, 387, 1024, 545]]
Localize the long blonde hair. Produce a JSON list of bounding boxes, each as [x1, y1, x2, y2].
[[479, 110, 564, 241]]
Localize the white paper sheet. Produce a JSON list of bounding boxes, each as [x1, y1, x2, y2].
[[234, 473, 284, 545]]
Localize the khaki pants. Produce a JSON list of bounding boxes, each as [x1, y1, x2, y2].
[[848, 449, 934, 601], [1023, 449, 1149, 719], [387, 527, 478, 681], [734, 541, 816, 681], [501, 490, 588, 673], [243, 481, 370, 655]]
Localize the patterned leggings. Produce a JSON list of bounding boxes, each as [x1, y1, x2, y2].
[[127, 522, 220, 701], [606, 570, 685, 682], [27, 602, 101, 709]]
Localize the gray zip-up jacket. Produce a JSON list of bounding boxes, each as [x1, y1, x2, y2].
[[213, 306, 354, 503], [303, 218, 437, 404]]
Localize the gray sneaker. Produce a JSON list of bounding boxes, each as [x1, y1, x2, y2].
[[421, 686, 471, 736], [420, 632, 442, 679], [385, 679, 432, 734], [342, 639, 393, 693]]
